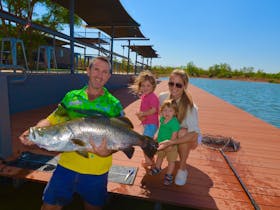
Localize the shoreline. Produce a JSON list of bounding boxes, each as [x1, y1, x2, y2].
[[193, 76, 280, 83], [157, 74, 280, 84]]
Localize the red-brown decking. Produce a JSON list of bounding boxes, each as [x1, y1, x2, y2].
[[1, 80, 280, 209]]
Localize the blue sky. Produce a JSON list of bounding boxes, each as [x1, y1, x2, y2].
[[118, 0, 280, 73], [34, 0, 280, 73]]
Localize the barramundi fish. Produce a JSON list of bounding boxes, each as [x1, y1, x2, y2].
[[28, 116, 158, 159]]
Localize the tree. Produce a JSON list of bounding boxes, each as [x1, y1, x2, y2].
[[0, 0, 82, 68], [208, 63, 232, 78]]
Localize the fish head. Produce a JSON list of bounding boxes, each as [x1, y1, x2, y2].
[[142, 136, 159, 159], [28, 126, 64, 144], [28, 126, 48, 143]]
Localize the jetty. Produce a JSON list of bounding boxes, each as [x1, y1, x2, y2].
[[0, 80, 279, 209]]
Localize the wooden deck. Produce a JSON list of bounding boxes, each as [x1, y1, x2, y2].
[[1, 80, 280, 209]]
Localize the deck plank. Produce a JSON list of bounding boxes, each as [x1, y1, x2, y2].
[[1, 80, 280, 209]]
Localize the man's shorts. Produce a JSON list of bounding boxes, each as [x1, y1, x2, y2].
[[43, 164, 108, 207], [157, 145, 178, 162]]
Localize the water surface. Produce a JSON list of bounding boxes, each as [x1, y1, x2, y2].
[[160, 77, 280, 128]]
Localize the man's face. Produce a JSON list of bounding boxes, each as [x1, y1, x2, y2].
[[87, 59, 111, 89]]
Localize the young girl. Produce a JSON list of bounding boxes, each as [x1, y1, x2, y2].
[[150, 99, 180, 185], [130, 70, 159, 168]]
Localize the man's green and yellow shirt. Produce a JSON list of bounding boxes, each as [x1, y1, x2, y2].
[[47, 86, 123, 175]]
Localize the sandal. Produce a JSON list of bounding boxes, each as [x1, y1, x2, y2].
[[164, 174, 173, 185], [149, 167, 161, 175]]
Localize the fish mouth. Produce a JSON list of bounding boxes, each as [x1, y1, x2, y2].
[[142, 140, 158, 159]]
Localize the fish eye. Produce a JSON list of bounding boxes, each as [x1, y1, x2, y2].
[[37, 128, 44, 136]]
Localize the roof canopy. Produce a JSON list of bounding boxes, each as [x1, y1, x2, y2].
[[87, 25, 145, 38], [52, 0, 145, 38], [75, 37, 109, 45], [129, 45, 158, 58]]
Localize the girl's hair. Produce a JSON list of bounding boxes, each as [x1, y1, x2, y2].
[[129, 70, 157, 94], [169, 69, 194, 123], [160, 99, 178, 117]]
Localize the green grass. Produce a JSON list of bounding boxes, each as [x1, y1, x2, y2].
[[0, 177, 194, 210]]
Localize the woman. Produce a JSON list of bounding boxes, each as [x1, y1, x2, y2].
[[158, 69, 201, 186]]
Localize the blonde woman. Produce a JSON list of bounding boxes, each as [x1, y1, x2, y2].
[[158, 69, 201, 186]]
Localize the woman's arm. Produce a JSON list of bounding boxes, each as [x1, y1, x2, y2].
[[170, 131, 178, 142], [173, 129, 198, 144], [158, 130, 198, 150]]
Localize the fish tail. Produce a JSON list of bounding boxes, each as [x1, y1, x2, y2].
[[141, 136, 158, 159]]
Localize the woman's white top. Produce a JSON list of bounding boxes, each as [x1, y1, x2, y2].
[[159, 91, 202, 143]]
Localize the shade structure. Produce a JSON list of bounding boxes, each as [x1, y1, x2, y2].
[[129, 45, 158, 58], [89, 26, 145, 38], [52, 0, 145, 38], [74, 37, 109, 45]]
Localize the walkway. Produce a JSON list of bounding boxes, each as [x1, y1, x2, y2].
[[1, 80, 280, 209]]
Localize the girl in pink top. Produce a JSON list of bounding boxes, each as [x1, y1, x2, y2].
[[130, 70, 159, 168]]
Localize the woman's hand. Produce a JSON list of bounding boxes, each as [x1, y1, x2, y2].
[[88, 137, 113, 157], [158, 140, 173, 151]]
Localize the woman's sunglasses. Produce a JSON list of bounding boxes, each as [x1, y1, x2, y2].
[[168, 81, 183, 89]]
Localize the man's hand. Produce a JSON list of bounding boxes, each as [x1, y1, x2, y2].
[[19, 129, 36, 146], [19, 119, 51, 147], [88, 137, 113, 157]]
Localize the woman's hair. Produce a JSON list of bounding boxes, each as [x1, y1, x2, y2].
[[169, 69, 194, 123], [160, 99, 178, 117], [129, 70, 157, 94]]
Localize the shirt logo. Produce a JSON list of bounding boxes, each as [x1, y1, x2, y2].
[[69, 100, 82, 106]]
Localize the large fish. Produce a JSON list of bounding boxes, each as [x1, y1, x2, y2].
[[28, 116, 158, 159]]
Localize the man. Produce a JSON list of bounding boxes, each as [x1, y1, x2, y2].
[[19, 56, 123, 210]]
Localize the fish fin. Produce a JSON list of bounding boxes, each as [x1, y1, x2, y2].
[[76, 151, 89, 158], [111, 117, 134, 129], [142, 136, 158, 159], [122, 147, 135, 159], [71, 138, 86, 146]]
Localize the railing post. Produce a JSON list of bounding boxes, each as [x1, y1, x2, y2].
[[0, 74, 12, 159]]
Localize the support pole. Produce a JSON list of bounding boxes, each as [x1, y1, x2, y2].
[[0, 75, 12, 159], [127, 40, 131, 74], [69, 0, 75, 74], [110, 26, 114, 74], [134, 52, 138, 75]]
